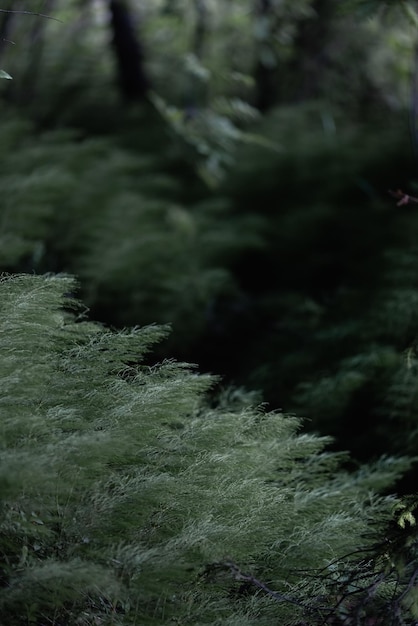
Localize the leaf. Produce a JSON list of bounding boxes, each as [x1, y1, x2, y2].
[[0, 70, 12, 79], [402, 1, 418, 27]]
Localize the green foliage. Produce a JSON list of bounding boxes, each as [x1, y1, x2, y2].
[[291, 233, 418, 458], [0, 110, 261, 353], [1, 6, 418, 623], [0, 273, 415, 625], [151, 92, 265, 187], [0, 0, 412, 174], [217, 102, 418, 460], [0, 1, 115, 129], [348, 0, 418, 24], [2, 100, 418, 462]]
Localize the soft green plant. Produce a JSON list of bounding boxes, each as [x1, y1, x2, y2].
[[292, 225, 418, 459], [0, 272, 416, 625], [0, 0, 411, 172], [0, 110, 261, 354], [217, 102, 418, 460]]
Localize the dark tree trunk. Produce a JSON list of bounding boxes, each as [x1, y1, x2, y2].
[[109, 0, 150, 102], [288, 0, 335, 102], [18, 0, 53, 105], [193, 0, 207, 60], [0, 0, 16, 59], [254, 0, 278, 113]]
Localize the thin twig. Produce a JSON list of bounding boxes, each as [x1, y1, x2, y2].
[[396, 566, 418, 603], [388, 189, 418, 206], [410, 40, 418, 161], [216, 560, 330, 612], [0, 10, 61, 22]]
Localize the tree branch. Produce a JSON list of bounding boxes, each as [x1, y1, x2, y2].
[[389, 189, 418, 206], [0, 9, 61, 22]]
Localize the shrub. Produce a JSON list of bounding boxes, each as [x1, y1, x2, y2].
[[0, 111, 261, 355], [0, 273, 415, 625]]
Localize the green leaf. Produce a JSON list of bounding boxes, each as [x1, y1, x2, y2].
[[402, 1, 418, 27]]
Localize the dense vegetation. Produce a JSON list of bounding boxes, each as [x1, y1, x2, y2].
[[3, 273, 415, 625], [2, 0, 418, 623]]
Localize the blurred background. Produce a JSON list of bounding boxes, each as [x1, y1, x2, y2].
[[2, 0, 418, 465]]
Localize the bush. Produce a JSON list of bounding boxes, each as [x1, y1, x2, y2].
[[0, 273, 415, 625], [218, 102, 418, 461], [0, 111, 261, 356]]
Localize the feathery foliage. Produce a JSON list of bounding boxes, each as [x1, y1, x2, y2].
[[216, 102, 418, 463], [0, 273, 415, 625], [0, 110, 261, 354]]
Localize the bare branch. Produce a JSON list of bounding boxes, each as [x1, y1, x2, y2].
[[389, 189, 418, 206], [0, 9, 61, 22], [209, 560, 328, 612]]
